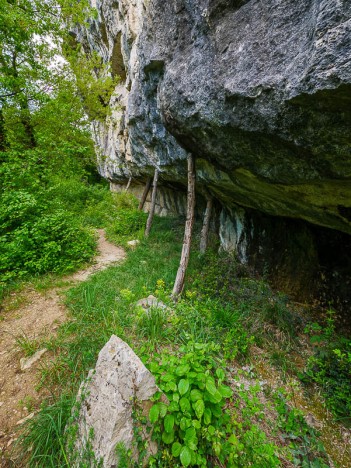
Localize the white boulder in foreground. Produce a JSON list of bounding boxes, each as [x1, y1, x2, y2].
[[73, 335, 159, 466]]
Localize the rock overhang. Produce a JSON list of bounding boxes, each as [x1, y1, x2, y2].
[[77, 0, 351, 234]]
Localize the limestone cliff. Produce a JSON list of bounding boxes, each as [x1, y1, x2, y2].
[[75, 0, 351, 308]]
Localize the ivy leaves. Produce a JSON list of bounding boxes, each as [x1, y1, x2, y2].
[[148, 341, 234, 467]]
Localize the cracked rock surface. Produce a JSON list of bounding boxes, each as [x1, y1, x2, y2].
[[77, 0, 351, 233], [74, 1, 351, 308], [73, 335, 159, 467]]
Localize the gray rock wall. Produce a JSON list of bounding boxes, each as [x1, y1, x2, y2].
[[77, 0, 351, 233], [75, 0, 351, 309]]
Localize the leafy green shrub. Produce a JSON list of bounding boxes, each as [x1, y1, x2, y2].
[[147, 342, 279, 467], [0, 198, 96, 282], [48, 179, 109, 214], [81, 190, 142, 230], [0, 171, 145, 286], [0, 190, 39, 231], [147, 341, 235, 467], [302, 313, 351, 421], [110, 209, 146, 236]]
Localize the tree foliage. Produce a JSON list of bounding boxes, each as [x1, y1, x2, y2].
[[0, 0, 118, 286]]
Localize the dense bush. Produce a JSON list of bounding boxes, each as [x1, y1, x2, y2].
[[0, 161, 148, 288], [0, 187, 96, 282], [109, 209, 146, 235]]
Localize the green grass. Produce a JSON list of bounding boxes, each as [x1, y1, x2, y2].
[[0, 180, 145, 305], [14, 204, 348, 468], [17, 393, 74, 467], [136, 306, 169, 343], [15, 332, 41, 357]]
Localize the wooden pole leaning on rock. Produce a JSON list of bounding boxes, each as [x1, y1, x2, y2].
[[200, 196, 213, 254], [144, 168, 159, 237], [125, 177, 132, 192], [172, 153, 196, 299], [138, 177, 152, 211]]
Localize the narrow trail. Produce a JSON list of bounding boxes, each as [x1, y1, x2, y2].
[[0, 230, 125, 460]]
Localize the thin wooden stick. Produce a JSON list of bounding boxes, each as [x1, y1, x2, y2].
[[144, 169, 159, 237], [138, 177, 152, 210], [172, 154, 196, 299], [125, 177, 132, 191], [200, 197, 213, 254]]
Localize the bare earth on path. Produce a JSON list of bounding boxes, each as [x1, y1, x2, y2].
[[0, 230, 125, 464]]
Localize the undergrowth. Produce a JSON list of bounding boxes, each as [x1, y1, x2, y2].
[[0, 177, 145, 305], [12, 202, 350, 467], [301, 311, 351, 423]]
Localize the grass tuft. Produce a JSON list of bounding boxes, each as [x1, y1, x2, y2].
[[16, 393, 73, 467]]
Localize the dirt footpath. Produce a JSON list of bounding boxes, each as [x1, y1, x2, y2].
[[0, 230, 125, 463]]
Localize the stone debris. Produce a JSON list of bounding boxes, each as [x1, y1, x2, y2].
[[135, 295, 169, 312], [20, 349, 47, 371], [6, 439, 13, 447], [305, 413, 322, 429], [73, 335, 161, 467], [127, 239, 140, 249], [16, 412, 35, 426]]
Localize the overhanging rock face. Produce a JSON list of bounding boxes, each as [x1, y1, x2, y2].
[[75, 0, 351, 306], [77, 0, 351, 308]]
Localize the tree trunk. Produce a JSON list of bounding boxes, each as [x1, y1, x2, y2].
[[138, 177, 152, 211], [172, 154, 196, 299], [125, 177, 132, 191], [200, 197, 213, 254], [144, 169, 159, 237]]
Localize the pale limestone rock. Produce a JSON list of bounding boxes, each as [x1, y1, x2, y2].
[[20, 349, 47, 371], [73, 0, 351, 310], [16, 412, 35, 426], [127, 239, 140, 249], [135, 295, 168, 312], [73, 335, 159, 467], [77, 0, 351, 235]]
